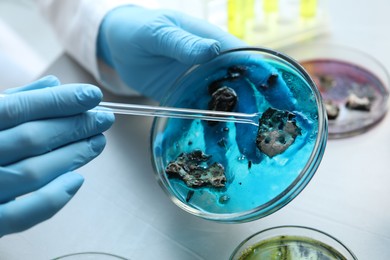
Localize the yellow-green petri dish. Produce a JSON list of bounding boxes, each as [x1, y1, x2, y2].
[[230, 226, 357, 260]]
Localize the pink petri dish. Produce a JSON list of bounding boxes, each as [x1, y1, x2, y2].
[[283, 43, 389, 139]]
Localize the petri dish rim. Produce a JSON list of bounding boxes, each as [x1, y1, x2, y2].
[[52, 252, 129, 260]]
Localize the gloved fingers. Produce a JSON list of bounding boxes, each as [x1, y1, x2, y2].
[[0, 84, 102, 131], [0, 111, 114, 166], [143, 11, 220, 65], [176, 11, 247, 51], [143, 10, 247, 65], [0, 134, 105, 203], [0, 172, 83, 237], [2, 75, 61, 94]]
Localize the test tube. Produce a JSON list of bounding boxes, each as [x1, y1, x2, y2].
[[262, 0, 279, 30], [244, 0, 255, 19], [263, 0, 278, 14], [300, 0, 317, 18], [227, 0, 245, 38], [227, 0, 255, 39]]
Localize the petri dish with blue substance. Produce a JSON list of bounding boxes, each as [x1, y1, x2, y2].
[[151, 48, 327, 222]]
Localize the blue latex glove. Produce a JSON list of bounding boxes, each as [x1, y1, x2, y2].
[[97, 5, 247, 101], [0, 75, 114, 237]]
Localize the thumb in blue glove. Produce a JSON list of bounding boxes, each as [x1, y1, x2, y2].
[[0, 75, 114, 237], [97, 5, 247, 101]]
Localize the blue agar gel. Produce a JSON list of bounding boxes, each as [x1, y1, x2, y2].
[[154, 57, 319, 215]]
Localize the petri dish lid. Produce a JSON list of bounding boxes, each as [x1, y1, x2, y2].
[[282, 43, 390, 139]]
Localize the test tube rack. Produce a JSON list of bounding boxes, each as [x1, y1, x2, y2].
[[206, 0, 330, 49]]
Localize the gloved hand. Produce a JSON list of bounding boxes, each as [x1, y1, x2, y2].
[[97, 5, 247, 101], [0, 75, 114, 237]]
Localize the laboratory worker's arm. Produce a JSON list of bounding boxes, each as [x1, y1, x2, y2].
[[33, 0, 246, 101], [0, 76, 114, 237]]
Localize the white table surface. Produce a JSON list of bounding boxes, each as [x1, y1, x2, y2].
[[1, 0, 390, 259]]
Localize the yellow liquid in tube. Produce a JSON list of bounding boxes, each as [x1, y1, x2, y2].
[[300, 0, 317, 18], [263, 0, 278, 13], [227, 0, 255, 39]]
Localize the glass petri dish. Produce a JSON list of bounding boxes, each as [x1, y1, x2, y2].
[[282, 43, 390, 139], [230, 226, 357, 260], [53, 252, 129, 260], [151, 47, 327, 222]]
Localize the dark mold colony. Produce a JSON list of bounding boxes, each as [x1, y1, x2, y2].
[[165, 150, 226, 188], [256, 108, 302, 158]]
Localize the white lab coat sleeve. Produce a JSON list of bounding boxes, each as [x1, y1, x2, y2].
[[33, 0, 159, 96]]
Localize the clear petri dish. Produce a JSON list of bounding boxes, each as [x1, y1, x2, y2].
[[282, 43, 390, 139], [151, 47, 327, 222], [53, 252, 129, 260], [230, 226, 357, 260]]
